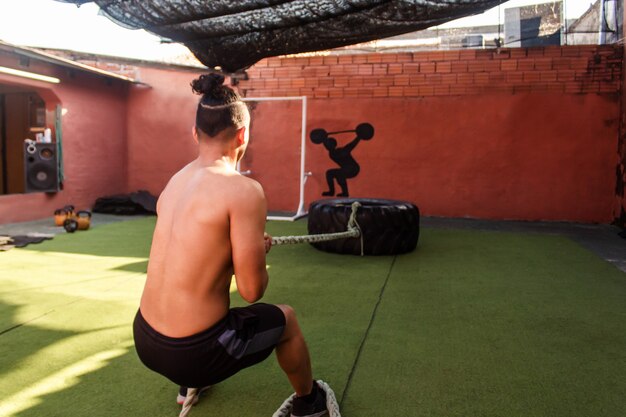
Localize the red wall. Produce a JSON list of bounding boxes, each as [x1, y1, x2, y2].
[[0, 45, 621, 225], [238, 45, 622, 223], [0, 50, 129, 224], [126, 67, 204, 195], [618, 8, 626, 228], [240, 100, 304, 212]]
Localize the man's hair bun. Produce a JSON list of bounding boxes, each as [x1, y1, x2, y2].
[[191, 73, 247, 137], [191, 73, 227, 99]]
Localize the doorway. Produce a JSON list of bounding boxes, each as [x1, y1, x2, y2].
[[0, 84, 46, 195]]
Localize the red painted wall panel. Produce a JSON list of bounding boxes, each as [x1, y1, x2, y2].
[[242, 94, 618, 223], [126, 67, 204, 195], [239, 100, 304, 213], [618, 7, 626, 228]]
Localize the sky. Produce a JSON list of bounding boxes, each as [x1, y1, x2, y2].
[[0, 0, 596, 62], [438, 0, 594, 28], [0, 0, 189, 61]]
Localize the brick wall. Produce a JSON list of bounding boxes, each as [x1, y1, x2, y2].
[[239, 45, 622, 99], [236, 45, 622, 223]]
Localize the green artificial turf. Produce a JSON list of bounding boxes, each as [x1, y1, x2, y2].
[[344, 229, 626, 417], [0, 218, 625, 417]]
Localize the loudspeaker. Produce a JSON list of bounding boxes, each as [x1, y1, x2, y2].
[[24, 142, 59, 193]]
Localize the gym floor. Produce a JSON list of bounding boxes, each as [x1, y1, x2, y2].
[[0, 215, 625, 417]]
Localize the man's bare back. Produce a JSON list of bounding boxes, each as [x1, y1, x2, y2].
[[140, 158, 269, 337]]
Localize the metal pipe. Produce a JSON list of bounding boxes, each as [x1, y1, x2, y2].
[[242, 96, 309, 221], [599, 0, 607, 44], [295, 95, 308, 218]]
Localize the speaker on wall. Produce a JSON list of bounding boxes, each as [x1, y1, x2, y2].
[[24, 142, 59, 193]]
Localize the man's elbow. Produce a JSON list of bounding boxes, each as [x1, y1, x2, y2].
[[234, 267, 268, 303], [238, 286, 265, 303]]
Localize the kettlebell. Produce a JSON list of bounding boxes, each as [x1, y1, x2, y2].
[[54, 208, 68, 226], [63, 218, 79, 233], [76, 211, 92, 231], [54, 205, 76, 227]]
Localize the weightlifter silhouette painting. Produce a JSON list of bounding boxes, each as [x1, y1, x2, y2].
[[310, 123, 374, 197]]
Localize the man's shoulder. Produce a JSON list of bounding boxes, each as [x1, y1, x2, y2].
[[224, 175, 266, 215], [196, 169, 265, 200], [231, 174, 265, 201]]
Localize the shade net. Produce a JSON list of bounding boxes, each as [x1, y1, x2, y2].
[[56, 0, 507, 72]]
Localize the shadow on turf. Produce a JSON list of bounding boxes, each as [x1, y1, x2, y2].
[[113, 260, 149, 273], [0, 300, 78, 380], [7, 346, 264, 417], [0, 297, 174, 417], [9, 346, 297, 417], [6, 347, 165, 417], [21, 218, 155, 259]]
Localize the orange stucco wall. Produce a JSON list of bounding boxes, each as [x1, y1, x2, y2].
[[0, 50, 129, 224], [238, 45, 622, 223], [126, 67, 204, 195]]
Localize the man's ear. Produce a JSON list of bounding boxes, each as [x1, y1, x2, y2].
[[235, 126, 246, 147], [192, 126, 199, 144]]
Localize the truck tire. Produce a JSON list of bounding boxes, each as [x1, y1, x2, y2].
[[307, 198, 420, 255]]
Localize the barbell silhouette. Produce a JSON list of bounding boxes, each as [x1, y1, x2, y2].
[[310, 123, 374, 144]]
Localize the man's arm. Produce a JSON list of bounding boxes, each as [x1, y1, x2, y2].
[[230, 179, 269, 303]]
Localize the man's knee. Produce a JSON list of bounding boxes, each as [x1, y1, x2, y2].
[[276, 304, 296, 322], [276, 304, 302, 338]]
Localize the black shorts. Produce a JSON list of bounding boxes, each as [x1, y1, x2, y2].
[[133, 303, 286, 388]]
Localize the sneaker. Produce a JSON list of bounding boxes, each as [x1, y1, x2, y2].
[[290, 383, 328, 417], [176, 386, 210, 405]]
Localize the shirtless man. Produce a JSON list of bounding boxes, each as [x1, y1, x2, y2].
[[133, 74, 327, 417]]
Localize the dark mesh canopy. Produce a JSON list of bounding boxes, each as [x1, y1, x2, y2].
[[56, 0, 507, 72]]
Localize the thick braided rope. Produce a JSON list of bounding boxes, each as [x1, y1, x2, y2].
[[272, 380, 341, 417], [271, 202, 363, 254], [179, 388, 198, 417], [272, 228, 359, 245]]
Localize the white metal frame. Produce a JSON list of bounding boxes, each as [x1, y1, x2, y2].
[[241, 96, 310, 221]]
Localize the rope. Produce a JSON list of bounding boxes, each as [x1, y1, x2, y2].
[[272, 380, 341, 417], [179, 388, 198, 417], [271, 201, 364, 256]]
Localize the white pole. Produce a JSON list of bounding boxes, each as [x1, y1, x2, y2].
[[242, 96, 309, 221], [296, 96, 308, 217], [599, 0, 607, 44]]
